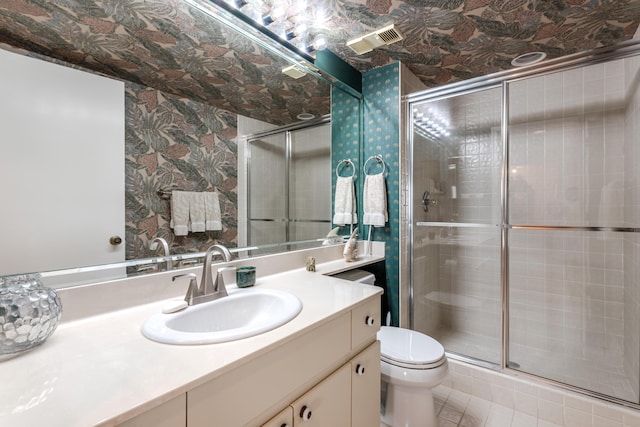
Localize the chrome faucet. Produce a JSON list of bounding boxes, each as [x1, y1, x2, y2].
[[150, 237, 172, 271], [199, 244, 234, 302], [172, 244, 235, 306]]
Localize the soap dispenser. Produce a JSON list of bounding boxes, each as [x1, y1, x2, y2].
[[343, 228, 358, 262]]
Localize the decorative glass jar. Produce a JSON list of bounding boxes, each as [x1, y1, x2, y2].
[[0, 274, 62, 360]]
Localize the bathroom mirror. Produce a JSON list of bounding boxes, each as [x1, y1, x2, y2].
[[0, 0, 350, 286]]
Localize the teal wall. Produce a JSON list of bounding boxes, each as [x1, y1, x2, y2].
[[331, 86, 363, 235], [331, 63, 401, 325], [362, 63, 401, 326]]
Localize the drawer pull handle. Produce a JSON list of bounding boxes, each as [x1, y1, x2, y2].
[[355, 364, 365, 375], [280, 424, 288, 427], [365, 315, 375, 326], [300, 405, 312, 420]]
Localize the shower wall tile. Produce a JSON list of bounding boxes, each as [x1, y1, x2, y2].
[[623, 53, 640, 400], [509, 229, 631, 400], [509, 60, 629, 229], [446, 359, 640, 427]]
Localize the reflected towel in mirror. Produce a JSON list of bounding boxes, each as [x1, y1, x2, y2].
[[189, 192, 206, 232], [333, 176, 357, 225], [170, 191, 190, 236], [204, 192, 222, 231]]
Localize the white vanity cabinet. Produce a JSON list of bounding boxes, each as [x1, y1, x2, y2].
[[187, 295, 381, 427], [260, 296, 381, 427], [262, 407, 293, 427], [118, 394, 186, 427], [351, 341, 381, 427], [290, 363, 351, 426]]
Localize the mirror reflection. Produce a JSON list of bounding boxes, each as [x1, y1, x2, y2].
[[0, 0, 342, 286]]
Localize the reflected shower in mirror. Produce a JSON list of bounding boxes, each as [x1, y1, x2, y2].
[[0, 0, 342, 286]]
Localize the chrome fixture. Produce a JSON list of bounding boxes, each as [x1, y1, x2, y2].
[[172, 244, 235, 306], [422, 191, 437, 212], [200, 244, 234, 300], [172, 273, 200, 306], [149, 237, 172, 271]]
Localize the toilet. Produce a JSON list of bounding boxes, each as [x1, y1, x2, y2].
[[334, 269, 449, 427]]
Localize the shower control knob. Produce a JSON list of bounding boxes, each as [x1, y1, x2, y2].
[[355, 364, 365, 375], [299, 406, 312, 420], [365, 315, 375, 326]]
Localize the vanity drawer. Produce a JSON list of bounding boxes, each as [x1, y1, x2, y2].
[[351, 296, 381, 352]]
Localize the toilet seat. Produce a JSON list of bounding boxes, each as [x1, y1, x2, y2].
[[378, 326, 446, 369]]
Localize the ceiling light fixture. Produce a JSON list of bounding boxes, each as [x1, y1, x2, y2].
[[297, 113, 315, 120], [217, 0, 327, 56], [511, 51, 547, 67]]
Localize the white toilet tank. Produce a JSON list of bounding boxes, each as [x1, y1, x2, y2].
[[333, 269, 376, 285]]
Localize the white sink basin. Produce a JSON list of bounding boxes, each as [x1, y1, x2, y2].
[[141, 288, 302, 345]]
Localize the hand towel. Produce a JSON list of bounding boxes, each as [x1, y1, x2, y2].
[[333, 176, 357, 225], [204, 191, 223, 231], [363, 173, 388, 227], [170, 191, 190, 236], [189, 192, 206, 233]]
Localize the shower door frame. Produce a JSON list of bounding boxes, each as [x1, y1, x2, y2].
[[244, 117, 332, 247], [405, 39, 640, 407]]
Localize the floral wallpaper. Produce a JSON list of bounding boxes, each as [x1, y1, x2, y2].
[[125, 83, 238, 259], [0, 0, 331, 125], [0, 0, 638, 106], [325, 0, 640, 87]]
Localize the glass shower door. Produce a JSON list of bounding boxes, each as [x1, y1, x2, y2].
[[248, 133, 287, 246], [507, 60, 640, 403], [247, 122, 332, 250], [289, 123, 332, 242], [411, 87, 503, 365]]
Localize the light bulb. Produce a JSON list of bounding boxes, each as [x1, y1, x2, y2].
[[285, 23, 308, 40], [310, 33, 327, 51]]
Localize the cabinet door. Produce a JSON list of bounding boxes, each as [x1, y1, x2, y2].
[[352, 297, 381, 352], [291, 364, 350, 426], [118, 394, 186, 427], [262, 406, 293, 427], [351, 341, 381, 427]]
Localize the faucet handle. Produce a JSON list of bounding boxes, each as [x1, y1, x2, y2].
[[172, 273, 199, 305], [213, 266, 236, 298]]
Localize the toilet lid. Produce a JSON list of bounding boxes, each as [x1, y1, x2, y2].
[[378, 326, 445, 366]]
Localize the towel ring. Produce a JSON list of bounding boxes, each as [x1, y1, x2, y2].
[[364, 155, 386, 176], [336, 159, 356, 179]]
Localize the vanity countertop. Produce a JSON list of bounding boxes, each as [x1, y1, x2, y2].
[[0, 246, 384, 427]]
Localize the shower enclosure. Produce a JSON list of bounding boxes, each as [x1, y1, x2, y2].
[[240, 119, 332, 250], [408, 44, 640, 405]]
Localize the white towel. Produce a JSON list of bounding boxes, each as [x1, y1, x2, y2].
[[189, 192, 206, 233], [170, 191, 190, 236], [204, 191, 222, 231], [333, 176, 357, 225], [363, 173, 387, 227]]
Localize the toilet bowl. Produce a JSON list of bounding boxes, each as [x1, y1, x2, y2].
[[333, 269, 449, 427], [378, 326, 448, 427]]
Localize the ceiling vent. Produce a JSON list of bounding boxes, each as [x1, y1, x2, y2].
[[346, 24, 404, 55], [282, 64, 307, 79]]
